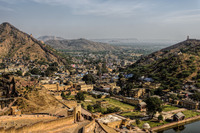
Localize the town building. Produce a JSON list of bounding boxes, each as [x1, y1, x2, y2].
[[97, 114, 129, 129]]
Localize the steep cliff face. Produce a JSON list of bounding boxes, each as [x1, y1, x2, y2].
[[0, 22, 65, 64]]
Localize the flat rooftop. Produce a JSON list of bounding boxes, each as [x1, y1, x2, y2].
[[97, 114, 126, 124]]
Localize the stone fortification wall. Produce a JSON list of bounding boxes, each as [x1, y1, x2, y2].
[[83, 120, 95, 133], [0, 115, 74, 133]]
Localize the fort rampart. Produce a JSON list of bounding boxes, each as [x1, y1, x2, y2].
[[83, 119, 95, 133], [0, 115, 74, 133]]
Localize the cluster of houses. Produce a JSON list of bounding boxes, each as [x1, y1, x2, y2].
[[2, 53, 200, 132]]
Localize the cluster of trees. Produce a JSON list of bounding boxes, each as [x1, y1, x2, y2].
[[191, 92, 200, 101], [0, 63, 5, 69], [82, 74, 95, 84], [61, 91, 71, 99], [96, 62, 108, 76], [75, 92, 85, 101], [92, 94, 103, 99], [87, 104, 120, 114], [27, 62, 58, 77], [194, 71, 200, 87], [15, 70, 23, 76], [30, 68, 41, 75], [127, 54, 198, 93]]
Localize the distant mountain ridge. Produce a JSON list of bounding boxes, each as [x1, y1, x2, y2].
[[0, 22, 66, 64], [45, 38, 118, 51], [38, 36, 65, 42]]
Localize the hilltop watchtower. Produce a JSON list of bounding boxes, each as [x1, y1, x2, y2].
[[187, 35, 189, 40]]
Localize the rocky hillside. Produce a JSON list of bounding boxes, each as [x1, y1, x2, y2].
[[45, 38, 118, 51], [38, 36, 64, 42], [128, 39, 200, 89], [16, 89, 67, 114], [0, 22, 65, 64]]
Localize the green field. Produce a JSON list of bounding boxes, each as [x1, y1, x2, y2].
[[182, 110, 200, 118], [103, 98, 135, 111], [162, 105, 179, 112], [81, 94, 135, 112]]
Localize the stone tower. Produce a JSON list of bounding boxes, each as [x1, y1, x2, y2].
[[187, 35, 189, 40]]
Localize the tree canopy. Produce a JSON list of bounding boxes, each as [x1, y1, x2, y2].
[[145, 97, 163, 118], [82, 74, 95, 84], [75, 92, 85, 101]]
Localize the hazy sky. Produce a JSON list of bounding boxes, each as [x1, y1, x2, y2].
[[1, 0, 200, 40]]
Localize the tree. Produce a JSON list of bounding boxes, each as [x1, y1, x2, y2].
[[0, 63, 5, 69], [136, 119, 141, 125], [81, 103, 85, 108], [87, 105, 93, 112], [145, 97, 163, 118], [61, 91, 65, 98], [50, 62, 58, 66], [82, 74, 95, 84], [97, 94, 102, 98], [158, 114, 163, 121], [101, 63, 108, 73], [169, 94, 178, 101], [154, 88, 164, 96], [174, 85, 181, 91], [30, 68, 41, 75], [93, 104, 101, 112], [24, 72, 31, 76], [45, 66, 58, 76], [191, 92, 200, 101], [66, 91, 71, 96], [16, 70, 22, 76], [117, 74, 126, 89], [75, 92, 85, 101], [105, 107, 120, 114], [124, 83, 134, 96]]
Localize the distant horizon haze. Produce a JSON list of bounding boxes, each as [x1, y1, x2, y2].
[[1, 0, 200, 40]]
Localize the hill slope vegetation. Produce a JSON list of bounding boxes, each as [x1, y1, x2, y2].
[[127, 39, 200, 90]]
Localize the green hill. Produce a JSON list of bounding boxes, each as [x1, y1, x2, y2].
[[127, 39, 200, 90]]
